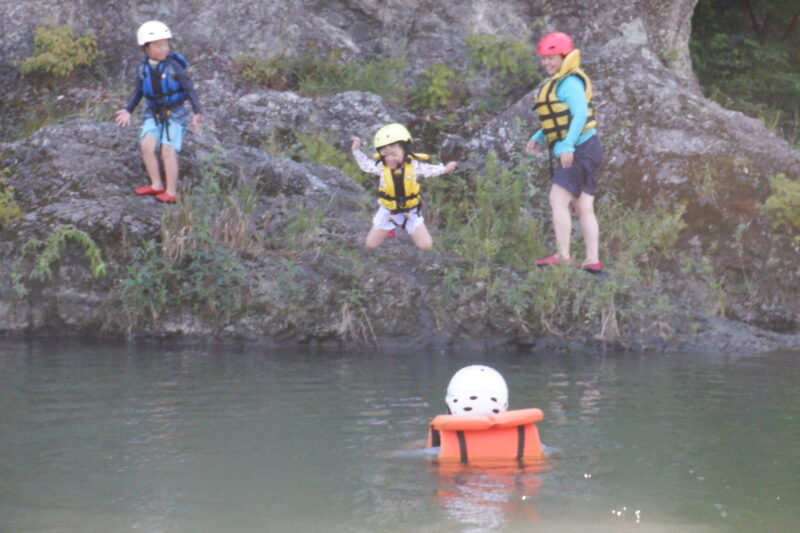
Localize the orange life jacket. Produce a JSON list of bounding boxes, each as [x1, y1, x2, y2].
[[427, 408, 544, 463]]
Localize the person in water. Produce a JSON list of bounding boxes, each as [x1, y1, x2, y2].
[[115, 20, 202, 204], [428, 365, 545, 461], [351, 123, 457, 250], [444, 364, 509, 416], [526, 32, 604, 272]]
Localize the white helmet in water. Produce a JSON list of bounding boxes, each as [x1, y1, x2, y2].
[[445, 365, 509, 416], [137, 20, 173, 46]]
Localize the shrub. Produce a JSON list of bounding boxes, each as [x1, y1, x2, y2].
[[20, 25, 100, 78], [235, 48, 407, 102], [234, 52, 294, 89], [444, 152, 542, 273], [22, 224, 107, 281], [760, 173, 800, 243], [466, 34, 542, 115], [466, 33, 540, 84], [0, 170, 23, 229], [294, 131, 366, 185], [411, 63, 464, 110]]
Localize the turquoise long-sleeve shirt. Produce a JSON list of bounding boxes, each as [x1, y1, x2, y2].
[[531, 74, 596, 157]]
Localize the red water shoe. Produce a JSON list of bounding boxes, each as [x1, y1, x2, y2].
[[535, 254, 571, 267], [387, 229, 396, 239], [581, 261, 603, 273], [135, 185, 165, 196], [155, 192, 177, 203]]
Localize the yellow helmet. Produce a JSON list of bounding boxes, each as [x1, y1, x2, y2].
[[373, 123, 412, 149]]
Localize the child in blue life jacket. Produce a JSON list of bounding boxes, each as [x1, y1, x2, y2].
[[526, 32, 604, 272], [115, 21, 202, 204], [351, 123, 457, 250]]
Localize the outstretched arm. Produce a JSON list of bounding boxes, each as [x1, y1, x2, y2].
[[351, 136, 382, 175]]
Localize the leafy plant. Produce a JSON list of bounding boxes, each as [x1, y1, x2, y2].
[[691, 0, 800, 146], [411, 63, 464, 110], [294, 132, 365, 185], [0, 169, 23, 229], [21, 224, 107, 281], [760, 173, 800, 244], [19, 25, 100, 78], [235, 48, 407, 102], [234, 52, 294, 89], [437, 152, 542, 273], [117, 239, 170, 323]]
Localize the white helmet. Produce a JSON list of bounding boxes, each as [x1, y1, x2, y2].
[[137, 21, 172, 46], [445, 365, 509, 416]]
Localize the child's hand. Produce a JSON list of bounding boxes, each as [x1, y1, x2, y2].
[[351, 136, 361, 151], [191, 113, 202, 134], [443, 161, 458, 173], [115, 109, 131, 127], [525, 139, 541, 154], [560, 151, 574, 168]]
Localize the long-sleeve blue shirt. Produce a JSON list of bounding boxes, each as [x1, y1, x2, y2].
[[531, 74, 595, 157]]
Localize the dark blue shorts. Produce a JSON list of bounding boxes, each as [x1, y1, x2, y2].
[[553, 135, 603, 198]]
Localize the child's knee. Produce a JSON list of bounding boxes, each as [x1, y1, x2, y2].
[[160, 145, 178, 162], [140, 137, 156, 153]]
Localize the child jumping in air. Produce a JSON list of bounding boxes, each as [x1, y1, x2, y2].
[[115, 21, 202, 204], [526, 32, 604, 272], [351, 123, 457, 250]]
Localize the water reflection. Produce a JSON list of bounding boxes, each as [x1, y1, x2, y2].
[[430, 460, 548, 533]]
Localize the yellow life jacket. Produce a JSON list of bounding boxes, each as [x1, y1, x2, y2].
[[373, 153, 430, 213], [533, 49, 597, 144]]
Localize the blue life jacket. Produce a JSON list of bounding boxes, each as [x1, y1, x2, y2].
[[138, 52, 188, 112]]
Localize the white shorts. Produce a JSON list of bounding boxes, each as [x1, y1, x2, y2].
[[372, 204, 424, 235]]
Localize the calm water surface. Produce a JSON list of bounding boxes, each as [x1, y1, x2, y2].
[[1, 341, 798, 532]]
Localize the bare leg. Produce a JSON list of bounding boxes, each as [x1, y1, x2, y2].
[[576, 192, 599, 264], [549, 184, 575, 260], [411, 222, 433, 251], [160, 144, 179, 196], [365, 227, 389, 249], [140, 135, 163, 189]]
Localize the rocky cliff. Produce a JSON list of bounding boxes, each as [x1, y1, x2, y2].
[[1, 0, 798, 352]]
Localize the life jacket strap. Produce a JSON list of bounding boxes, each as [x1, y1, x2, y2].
[[377, 191, 421, 211], [456, 430, 468, 463]]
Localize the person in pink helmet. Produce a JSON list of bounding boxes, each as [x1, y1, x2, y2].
[[525, 32, 604, 272]]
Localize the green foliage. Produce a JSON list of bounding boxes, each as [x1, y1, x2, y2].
[[760, 173, 800, 243], [599, 198, 686, 282], [19, 25, 100, 78], [691, 0, 800, 146], [411, 63, 464, 110], [280, 199, 330, 252], [443, 152, 542, 274], [466, 33, 540, 83], [234, 49, 407, 102], [22, 224, 107, 281], [118, 164, 249, 327], [117, 239, 170, 323], [465, 33, 543, 116], [294, 132, 365, 185], [234, 52, 294, 89], [0, 169, 23, 229]]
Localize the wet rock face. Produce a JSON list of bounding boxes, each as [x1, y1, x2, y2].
[[0, 0, 798, 344]]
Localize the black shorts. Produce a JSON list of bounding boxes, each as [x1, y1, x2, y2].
[[553, 135, 603, 198]]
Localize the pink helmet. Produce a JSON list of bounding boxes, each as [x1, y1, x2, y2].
[[537, 32, 574, 56]]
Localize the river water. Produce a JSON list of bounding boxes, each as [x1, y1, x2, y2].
[[1, 341, 798, 532]]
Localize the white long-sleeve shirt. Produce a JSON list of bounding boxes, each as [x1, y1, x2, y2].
[[352, 149, 447, 189]]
